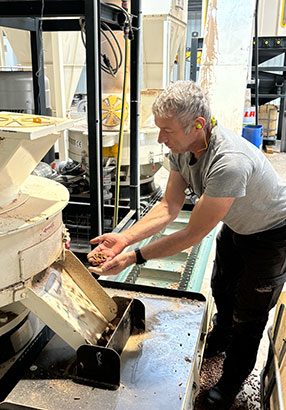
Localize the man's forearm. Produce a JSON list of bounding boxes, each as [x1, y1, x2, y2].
[[138, 226, 199, 261], [96, 195, 234, 277], [137, 195, 234, 261], [123, 201, 178, 246]]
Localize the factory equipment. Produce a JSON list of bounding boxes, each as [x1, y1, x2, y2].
[[65, 0, 189, 241], [0, 112, 116, 341], [0, 71, 52, 114], [68, 0, 188, 186], [257, 0, 286, 37], [2, 30, 85, 112], [0, 0, 189, 244], [68, 98, 165, 201], [0, 112, 137, 392], [141, 0, 188, 89]]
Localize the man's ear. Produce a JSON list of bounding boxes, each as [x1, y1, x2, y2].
[[194, 117, 206, 129]]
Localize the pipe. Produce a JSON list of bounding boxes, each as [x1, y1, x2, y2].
[[85, 0, 104, 238], [129, 0, 141, 221], [113, 36, 130, 228], [113, 0, 130, 228]]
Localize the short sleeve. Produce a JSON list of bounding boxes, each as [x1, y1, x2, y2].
[[204, 154, 254, 198], [168, 152, 179, 171]]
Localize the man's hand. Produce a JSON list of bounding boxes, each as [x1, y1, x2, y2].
[[88, 251, 136, 276], [87, 233, 129, 266]]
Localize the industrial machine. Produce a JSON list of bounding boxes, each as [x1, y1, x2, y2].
[[0, 112, 120, 343], [67, 0, 188, 181], [0, 71, 52, 115], [67, 112, 164, 199], [0, 0, 190, 249], [0, 112, 123, 392], [64, 0, 189, 249]]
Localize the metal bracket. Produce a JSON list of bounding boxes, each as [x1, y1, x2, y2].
[[74, 296, 145, 390]]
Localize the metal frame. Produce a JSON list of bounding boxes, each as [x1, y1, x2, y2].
[[0, 324, 54, 402], [129, 0, 141, 220], [252, 36, 286, 150], [0, 0, 141, 238], [189, 35, 286, 151], [74, 295, 145, 390], [189, 31, 199, 82], [261, 303, 286, 410]]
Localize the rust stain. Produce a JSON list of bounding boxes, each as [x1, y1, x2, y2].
[[199, 0, 219, 94]]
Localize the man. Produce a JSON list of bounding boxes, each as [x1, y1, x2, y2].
[[88, 80, 286, 409]]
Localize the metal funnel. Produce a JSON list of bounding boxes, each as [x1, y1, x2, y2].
[[0, 112, 73, 207]]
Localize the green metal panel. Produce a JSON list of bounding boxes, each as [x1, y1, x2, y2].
[[103, 210, 217, 293]]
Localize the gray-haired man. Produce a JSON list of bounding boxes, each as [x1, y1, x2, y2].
[[88, 80, 286, 409]]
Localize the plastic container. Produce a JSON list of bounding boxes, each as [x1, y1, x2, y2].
[[243, 106, 256, 126], [242, 125, 263, 149]]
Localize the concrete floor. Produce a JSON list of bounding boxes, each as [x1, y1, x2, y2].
[[266, 147, 286, 182]]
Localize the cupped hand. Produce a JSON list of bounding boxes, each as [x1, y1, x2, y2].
[[87, 232, 128, 265], [88, 251, 135, 276]]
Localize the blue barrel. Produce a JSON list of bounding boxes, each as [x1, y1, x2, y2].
[[242, 125, 263, 149]]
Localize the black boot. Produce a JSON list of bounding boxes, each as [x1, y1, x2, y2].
[[204, 324, 232, 359], [206, 375, 243, 409]]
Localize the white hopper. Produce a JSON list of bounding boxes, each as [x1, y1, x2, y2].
[[141, 0, 188, 89], [3, 30, 85, 111], [0, 112, 117, 350]]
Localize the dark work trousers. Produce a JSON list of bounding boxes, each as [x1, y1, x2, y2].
[[211, 223, 286, 384]]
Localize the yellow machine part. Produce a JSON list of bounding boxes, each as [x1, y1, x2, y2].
[[281, 0, 286, 27], [185, 50, 202, 64], [102, 143, 118, 158], [0, 113, 53, 127], [102, 95, 128, 128]]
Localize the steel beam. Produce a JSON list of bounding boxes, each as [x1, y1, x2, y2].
[[129, 0, 141, 220], [85, 0, 104, 238]]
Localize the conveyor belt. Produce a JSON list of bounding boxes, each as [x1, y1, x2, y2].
[[103, 210, 217, 294]]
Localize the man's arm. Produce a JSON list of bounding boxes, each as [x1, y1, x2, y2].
[[123, 170, 187, 245], [138, 194, 234, 259], [93, 194, 234, 275], [87, 170, 187, 263]]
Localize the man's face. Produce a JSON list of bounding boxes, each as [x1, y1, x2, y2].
[[155, 116, 194, 154]]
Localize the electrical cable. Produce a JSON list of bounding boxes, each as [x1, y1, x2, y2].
[[113, 36, 129, 228], [105, 2, 133, 30], [101, 21, 123, 75], [79, 17, 124, 77], [101, 28, 119, 76], [79, 17, 86, 47], [112, 0, 132, 228]]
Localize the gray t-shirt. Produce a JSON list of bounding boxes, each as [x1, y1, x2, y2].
[[169, 124, 286, 234]]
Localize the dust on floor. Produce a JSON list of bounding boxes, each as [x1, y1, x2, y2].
[[194, 354, 261, 410]]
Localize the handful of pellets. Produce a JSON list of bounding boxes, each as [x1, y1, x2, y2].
[[90, 252, 108, 267]]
